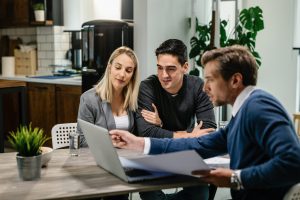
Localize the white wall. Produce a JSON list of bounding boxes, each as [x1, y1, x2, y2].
[[134, 0, 192, 80], [63, 0, 121, 30], [244, 0, 298, 115]]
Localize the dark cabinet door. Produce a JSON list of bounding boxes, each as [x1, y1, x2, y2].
[[0, 0, 13, 27], [0, 0, 29, 28], [55, 85, 81, 123], [27, 83, 56, 146], [13, 0, 30, 26]]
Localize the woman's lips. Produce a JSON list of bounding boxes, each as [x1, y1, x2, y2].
[[116, 79, 125, 84]]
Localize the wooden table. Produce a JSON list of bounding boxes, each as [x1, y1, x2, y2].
[[0, 148, 205, 200], [0, 80, 27, 153]]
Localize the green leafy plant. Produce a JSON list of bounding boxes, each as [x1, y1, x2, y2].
[[8, 124, 50, 157], [33, 3, 44, 10], [189, 6, 264, 75]]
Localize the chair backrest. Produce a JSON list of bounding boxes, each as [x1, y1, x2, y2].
[[283, 183, 300, 200], [51, 123, 77, 149], [293, 113, 300, 138]]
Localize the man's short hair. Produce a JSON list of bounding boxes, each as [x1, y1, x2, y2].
[[155, 39, 187, 65], [201, 45, 258, 86]]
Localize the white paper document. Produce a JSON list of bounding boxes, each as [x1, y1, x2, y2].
[[119, 150, 211, 176], [204, 156, 230, 168]]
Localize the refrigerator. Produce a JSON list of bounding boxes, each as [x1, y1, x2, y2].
[[81, 20, 133, 93]]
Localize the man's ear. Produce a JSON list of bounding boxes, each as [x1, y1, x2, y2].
[[231, 73, 243, 88], [182, 62, 189, 73]]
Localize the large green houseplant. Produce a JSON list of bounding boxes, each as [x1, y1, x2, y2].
[[8, 124, 50, 180], [189, 6, 264, 76]]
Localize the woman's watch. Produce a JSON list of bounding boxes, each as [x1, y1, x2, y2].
[[230, 171, 242, 190]]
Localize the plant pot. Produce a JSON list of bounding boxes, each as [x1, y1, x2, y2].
[[34, 10, 45, 22], [16, 154, 42, 181]]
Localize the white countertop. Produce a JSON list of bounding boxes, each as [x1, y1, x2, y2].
[[0, 75, 82, 86]]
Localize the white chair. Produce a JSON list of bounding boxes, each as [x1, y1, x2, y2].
[[51, 123, 77, 149], [51, 122, 136, 200], [283, 183, 300, 200], [293, 113, 300, 138]]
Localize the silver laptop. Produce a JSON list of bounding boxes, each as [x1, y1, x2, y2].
[[77, 119, 172, 182]]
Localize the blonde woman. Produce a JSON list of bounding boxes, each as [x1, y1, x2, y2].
[[77, 46, 140, 200], [77, 46, 140, 145]]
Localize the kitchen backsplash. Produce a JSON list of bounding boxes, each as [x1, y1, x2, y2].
[[0, 26, 71, 74]]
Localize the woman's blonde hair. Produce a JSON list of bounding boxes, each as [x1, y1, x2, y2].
[[95, 46, 140, 111]]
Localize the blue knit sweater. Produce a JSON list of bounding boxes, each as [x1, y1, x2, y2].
[[150, 89, 300, 200]]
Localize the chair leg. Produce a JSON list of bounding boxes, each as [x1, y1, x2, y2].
[[298, 121, 300, 137]]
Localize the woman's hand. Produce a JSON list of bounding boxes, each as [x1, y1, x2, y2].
[[141, 103, 162, 127]]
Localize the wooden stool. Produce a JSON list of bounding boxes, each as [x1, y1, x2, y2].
[[293, 113, 300, 137]]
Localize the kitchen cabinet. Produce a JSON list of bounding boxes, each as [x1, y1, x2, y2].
[[1, 80, 27, 151], [27, 83, 56, 146], [27, 83, 81, 146], [3, 93, 20, 145], [0, 0, 30, 28], [55, 85, 81, 123], [0, 0, 62, 28], [13, 0, 30, 26]]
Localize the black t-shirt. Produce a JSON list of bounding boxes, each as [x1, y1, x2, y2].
[[136, 74, 216, 138]]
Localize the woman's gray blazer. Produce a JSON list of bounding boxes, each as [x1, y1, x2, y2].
[[77, 88, 136, 146]]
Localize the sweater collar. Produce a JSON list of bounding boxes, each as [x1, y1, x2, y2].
[[232, 86, 256, 117]]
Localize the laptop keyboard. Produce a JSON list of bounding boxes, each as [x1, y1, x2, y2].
[[124, 167, 152, 177]]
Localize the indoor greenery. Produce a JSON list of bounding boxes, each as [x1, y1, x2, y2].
[[189, 6, 264, 76], [33, 3, 45, 10], [8, 124, 50, 157]]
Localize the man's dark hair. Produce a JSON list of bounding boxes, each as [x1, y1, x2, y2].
[[155, 39, 187, 65], [201, 45, 258, 86]]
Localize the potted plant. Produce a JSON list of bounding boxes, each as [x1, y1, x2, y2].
[[189, 6, 264, 76], [33, 3, 45, 22], [8, 123, 50, 181]]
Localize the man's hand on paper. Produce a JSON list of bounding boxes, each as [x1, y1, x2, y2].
[[192, 168, 233, 188], [110, 130, 145, 152]]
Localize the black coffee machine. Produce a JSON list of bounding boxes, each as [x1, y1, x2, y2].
[[65, 30, 82, 70], [81, 20, 133, 93]]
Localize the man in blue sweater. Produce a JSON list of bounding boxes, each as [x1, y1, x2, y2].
[[110, 45, 300, 200]]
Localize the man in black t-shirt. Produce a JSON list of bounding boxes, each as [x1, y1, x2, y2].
[[137, 39, 217, 200]]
